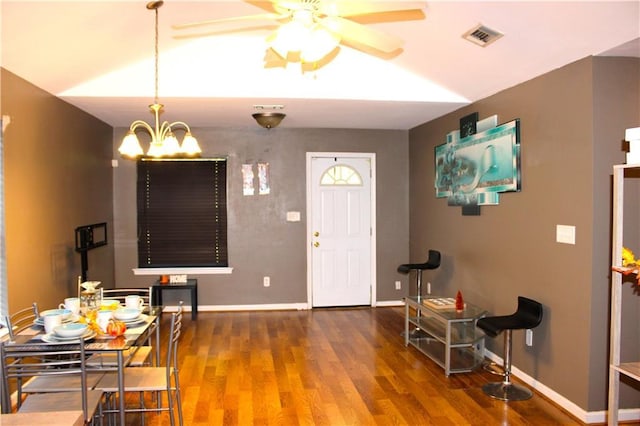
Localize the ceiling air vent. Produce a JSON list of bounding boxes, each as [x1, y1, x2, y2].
[[462, 24, 503, 47]]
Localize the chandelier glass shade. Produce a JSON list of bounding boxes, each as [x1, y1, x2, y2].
[[118, 1, 201, 159]]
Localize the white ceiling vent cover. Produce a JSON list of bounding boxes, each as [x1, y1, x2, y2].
[[463, 24, 503, 47]]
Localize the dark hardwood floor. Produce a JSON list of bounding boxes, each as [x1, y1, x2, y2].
[[132, 306, 585, 425]]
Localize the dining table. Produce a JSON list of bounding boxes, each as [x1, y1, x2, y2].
[[0, 305, 161, 425]]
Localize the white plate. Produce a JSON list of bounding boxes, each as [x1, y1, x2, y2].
[[41, 329, 96, 343], [40, 309, 73, 320], [34, 316, 75, 326], [120, 314, 149, 326], [113, 308, 142, 321]]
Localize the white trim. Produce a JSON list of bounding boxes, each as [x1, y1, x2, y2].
[[306, 152, 377, 308], [376, 300, 404, 307], [162, 301, 404, 312], [484, 349, 636, 424], [161, 303, 310, 312], [133, 267, 233, 275]]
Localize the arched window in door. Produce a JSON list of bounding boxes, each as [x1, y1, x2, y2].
[[320, 164, 363, 186]]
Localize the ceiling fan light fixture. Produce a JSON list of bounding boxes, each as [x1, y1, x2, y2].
[[270, 20, 307, 57], [252, 112, 286, 129], [300, 25, 339, 63]]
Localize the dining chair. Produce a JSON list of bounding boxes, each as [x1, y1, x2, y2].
[[96, 302, 183, 426], [0, 338, 104, 425], [7, 306, 104, 407], [3, 303, 39, 341], [100, 287, 153, 308], [86, 346, 153, 369], [93, 287, 156, 367], [1, 302, 40, 409]]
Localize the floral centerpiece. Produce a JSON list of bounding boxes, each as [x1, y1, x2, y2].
[[612, 247, 640, 283], [77, 309, 127, 337]]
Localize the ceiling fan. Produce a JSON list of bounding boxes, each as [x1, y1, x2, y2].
[[173, 0, 426, 66]]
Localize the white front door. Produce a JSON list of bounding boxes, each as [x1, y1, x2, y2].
[[307, 154, 375, 307]]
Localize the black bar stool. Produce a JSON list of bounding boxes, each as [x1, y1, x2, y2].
[[397, 249, 441, 298], [476, 296, 543, 401], [398, 250, 441, 336]]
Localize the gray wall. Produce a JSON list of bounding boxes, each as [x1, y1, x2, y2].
[[1, 69, 115, 311], [408, 56, 640, 411], [112, 127, 410, 305]]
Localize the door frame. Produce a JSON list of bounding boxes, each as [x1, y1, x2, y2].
[[306, 152, 377, 308]]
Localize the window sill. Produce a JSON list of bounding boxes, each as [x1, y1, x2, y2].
[[132, 267, 233, 275]]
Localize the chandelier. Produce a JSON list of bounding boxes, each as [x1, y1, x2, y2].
[[118, 1, 201, 159]]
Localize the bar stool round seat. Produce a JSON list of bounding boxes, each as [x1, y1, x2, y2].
[[476, 296, 543, 401]]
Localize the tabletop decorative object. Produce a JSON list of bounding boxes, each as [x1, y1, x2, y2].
[[612, 246, 640, 284], [455, 290, 465, 312], [80, 280, 102, 314]]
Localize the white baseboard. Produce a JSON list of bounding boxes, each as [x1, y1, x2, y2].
[[162, 303, 310, 313], [375, 300, 404, 307], [163, 301, 405, 312], [484, 350, 640, 424]]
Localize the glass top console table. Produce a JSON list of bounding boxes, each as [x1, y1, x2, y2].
[[404, 296, 487, 376]]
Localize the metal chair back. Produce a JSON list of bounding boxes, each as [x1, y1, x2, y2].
[[3, 303, 39, 341]]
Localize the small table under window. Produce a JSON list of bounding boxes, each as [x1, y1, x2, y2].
[[152, 279, 198, 320]]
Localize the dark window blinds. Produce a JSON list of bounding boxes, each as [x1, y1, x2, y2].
[[137, 159, 228, 268]]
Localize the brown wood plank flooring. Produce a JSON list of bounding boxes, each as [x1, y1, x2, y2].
[[129, 306, 586, 425]]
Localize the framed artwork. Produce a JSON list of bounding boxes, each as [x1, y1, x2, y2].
[[435, 118, 520, 207]]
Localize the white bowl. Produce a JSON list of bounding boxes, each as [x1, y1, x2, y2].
[[53, 323, 87, 338], [113, 308, 140, 321], [41, 308, 72, 321]]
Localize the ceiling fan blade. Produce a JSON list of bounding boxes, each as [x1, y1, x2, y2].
[[321, 16, 404, 53], [268, 0, 307, 14], [318, 1, 426, 17], [173, 23, 280, 40], [172, 13, 286, 31]]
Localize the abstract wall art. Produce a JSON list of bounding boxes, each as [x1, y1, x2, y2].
[[435, 114, 521, 214]]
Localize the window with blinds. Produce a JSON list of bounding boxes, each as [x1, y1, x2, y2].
[[137, 158, 228, 268]]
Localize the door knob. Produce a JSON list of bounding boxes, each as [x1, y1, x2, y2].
[[313, 231, 319, 237], [314, 242, 320, 247]]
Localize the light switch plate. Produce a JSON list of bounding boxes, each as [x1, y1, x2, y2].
[[556, 225, 576, 245], [286, 211, 301, 222]]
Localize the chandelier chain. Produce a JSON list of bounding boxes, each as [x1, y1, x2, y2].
[[154, 5, 159, 105]]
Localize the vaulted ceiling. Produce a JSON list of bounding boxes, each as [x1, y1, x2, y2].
[[2, 1, 639, 129]]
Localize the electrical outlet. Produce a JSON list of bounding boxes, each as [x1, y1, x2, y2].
[[395, 281, 401, 290], [427, 282, 431, 294], [263, 276, 270, 287], [526, 329, 533, 346]]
